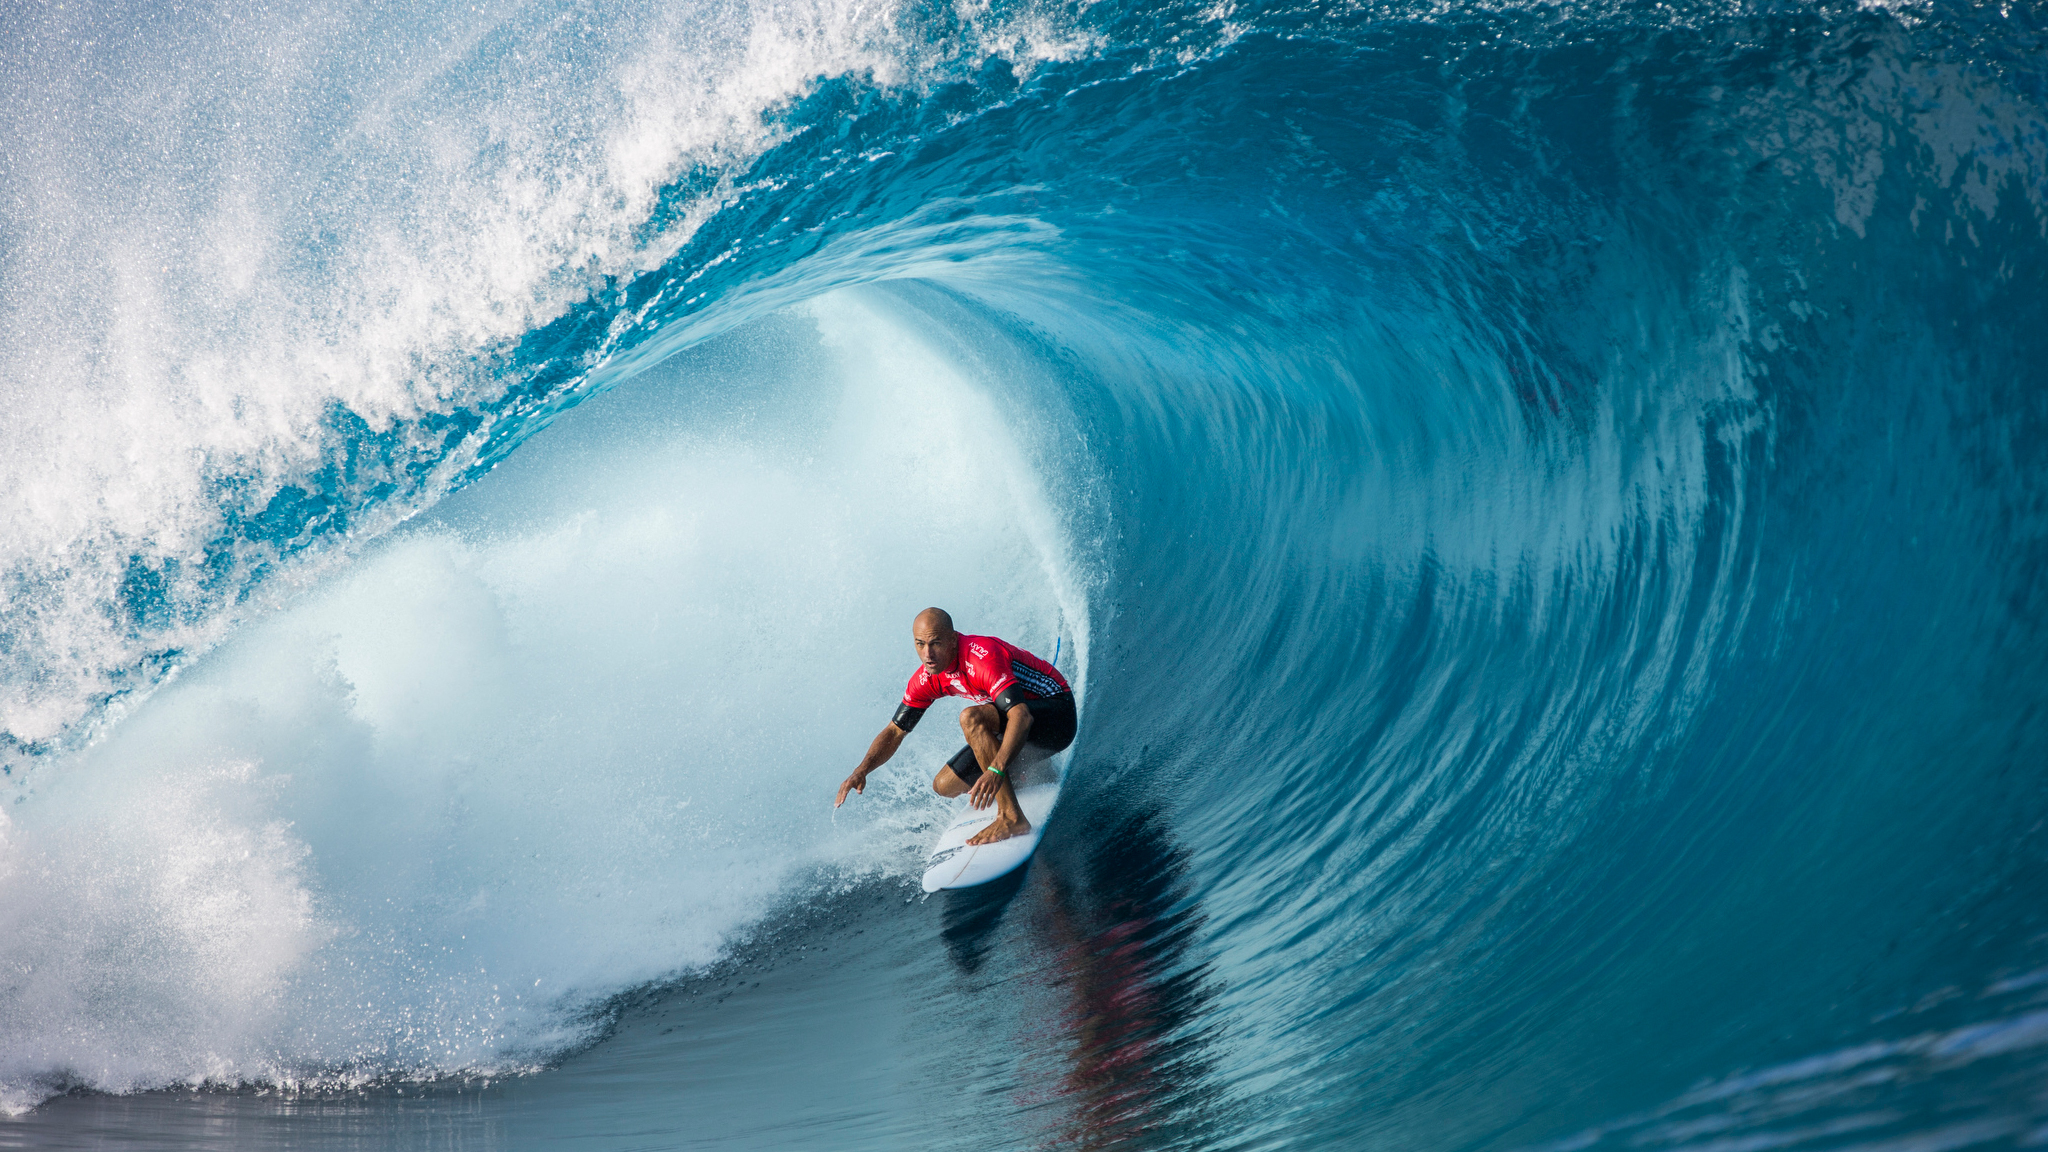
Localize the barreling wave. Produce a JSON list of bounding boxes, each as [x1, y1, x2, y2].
[[3, 0, 2046, 1148]]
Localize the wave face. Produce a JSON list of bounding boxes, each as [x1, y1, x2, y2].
[[5, 0, 2048, 1147]]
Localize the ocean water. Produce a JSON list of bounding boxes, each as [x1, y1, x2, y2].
[[2, 0, 2046, 1148]]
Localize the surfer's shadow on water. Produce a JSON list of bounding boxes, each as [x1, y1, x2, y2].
[[939, 867, 1033, 973], [927, 744, 1064, 971], [933, 796, 1233, 1143]]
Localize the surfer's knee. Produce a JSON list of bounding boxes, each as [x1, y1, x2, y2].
[[933, 767, 969, 796], [959, 704, 998, 737]]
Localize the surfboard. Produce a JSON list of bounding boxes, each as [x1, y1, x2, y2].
[[920, 780, 1059, 892]]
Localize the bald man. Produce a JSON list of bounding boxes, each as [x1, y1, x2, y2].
[[835, 608, 1076, 845]]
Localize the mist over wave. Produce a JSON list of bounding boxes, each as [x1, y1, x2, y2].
[[3, 0, 2047, 1148], [0, 0, 1095, 763], [0, 292, 1085, 1112]]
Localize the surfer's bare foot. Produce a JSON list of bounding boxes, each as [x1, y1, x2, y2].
[[968, 813, 1030, 845]]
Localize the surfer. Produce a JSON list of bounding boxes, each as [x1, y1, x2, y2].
[[835, 608, 1076, 844]]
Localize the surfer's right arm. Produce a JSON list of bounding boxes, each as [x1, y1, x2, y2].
[[835, 718, 914, 806]]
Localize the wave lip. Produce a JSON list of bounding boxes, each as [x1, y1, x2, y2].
[[3, 0, 2048, 1147], [0, 0, 1094, 774], [0, 291, 1089, 1115]]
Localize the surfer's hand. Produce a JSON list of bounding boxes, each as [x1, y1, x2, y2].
[[836, 771, 868, 807], [968, 767, 1005, 810]]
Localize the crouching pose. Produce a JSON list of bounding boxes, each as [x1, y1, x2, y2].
[[834, 607, 1075, 844]]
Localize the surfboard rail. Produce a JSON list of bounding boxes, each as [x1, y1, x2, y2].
[[920, 781, 1059, 891]]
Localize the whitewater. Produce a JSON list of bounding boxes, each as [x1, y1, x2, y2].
[[2, 0, 2046, 1148]]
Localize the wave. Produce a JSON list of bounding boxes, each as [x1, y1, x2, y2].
[[3, 0, 2047, 1147]]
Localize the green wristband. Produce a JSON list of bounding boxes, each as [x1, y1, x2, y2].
[[985, 764, 1006, 777]]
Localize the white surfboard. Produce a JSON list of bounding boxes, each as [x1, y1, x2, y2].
[[920, 780, 1060, 892]]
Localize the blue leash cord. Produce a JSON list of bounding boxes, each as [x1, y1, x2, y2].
[[1052, 636, 1061, 667]]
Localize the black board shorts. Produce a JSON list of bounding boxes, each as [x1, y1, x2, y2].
[[946, 692, 1077, 785]]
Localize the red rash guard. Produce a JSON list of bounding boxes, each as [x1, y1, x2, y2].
[[892, 634, 1070, 731]]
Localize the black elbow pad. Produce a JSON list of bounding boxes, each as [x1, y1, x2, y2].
[[892, 703, 927, 732]]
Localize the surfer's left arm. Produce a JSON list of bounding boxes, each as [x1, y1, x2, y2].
[[967, 702, 1032, 809]]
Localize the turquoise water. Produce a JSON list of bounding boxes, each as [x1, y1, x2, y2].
[[3, 1, 2047, 1148]]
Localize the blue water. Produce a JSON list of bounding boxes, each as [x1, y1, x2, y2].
[[3, 0, 2047, 1148]]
